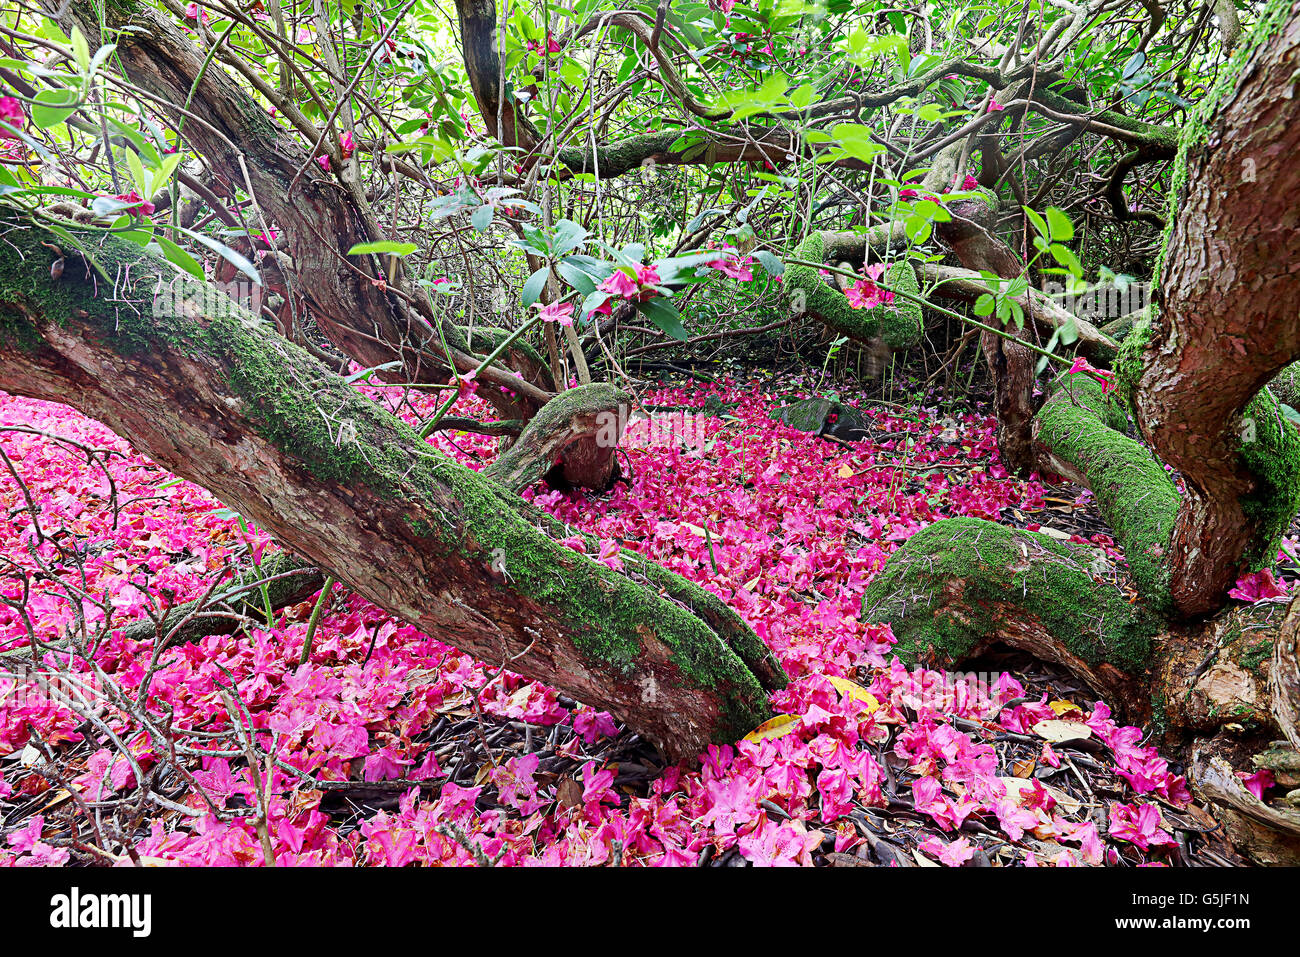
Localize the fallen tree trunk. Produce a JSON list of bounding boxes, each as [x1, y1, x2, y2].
[[0, 207, 784, 761]]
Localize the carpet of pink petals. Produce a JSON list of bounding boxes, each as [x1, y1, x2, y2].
[[0, 377, 1193, 866]]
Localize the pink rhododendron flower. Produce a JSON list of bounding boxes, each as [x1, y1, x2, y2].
[[738, 817, 819, 866], [572, 707, 619, 743], [599, 269, 639, 298], [538, 301, 575, 326], [635, 264, 661, 288], [340, 131, 355, 158], [845, 264, 895, 310], [0, 374, 1205, 866], [988, 98, 1005, 112], [1228, 568, 1290, 603], [1108, 802, 1177, 852], [962, 174, 979, 190], [706, 247, 755, 281], [919, 834, 976, 866], [0, 96, 26, 139], [595, 539, 624, 571], [114, 190, 155, 218], [316, 154, 330, 172], [6, 814, 70, 866], [1067, 356, 1116, 392], [1237, 768, 1275, 800]]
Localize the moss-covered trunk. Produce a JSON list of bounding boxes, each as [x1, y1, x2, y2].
[[1130, 0, 1300, 616], [0, 208, 784, 762], [859, 5, 1300, 859]]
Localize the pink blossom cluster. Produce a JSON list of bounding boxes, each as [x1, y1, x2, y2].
[[845, 263, 895, 310]]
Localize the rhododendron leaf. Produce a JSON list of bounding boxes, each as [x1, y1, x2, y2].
[[554, 259, 598, 296], [347, 240, 418, 257], [521, 266, 549, 307], [1032, 719, 1093, 743], [752, 250, 784, 276], [31, 88, 79, 129], [168, 225, 261, 285], [551, 219, 588, 255], [826, 675, 880, 710], [470, 204, 494, 232], [636, 298, 688, 342], [743, 714, 800, 743]]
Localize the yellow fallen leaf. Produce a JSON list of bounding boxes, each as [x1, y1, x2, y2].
[[837, 463, 854, 479], [743, 713, 801, 743], [826, 675, 880, 711], [1048, 699, 1084, 717]]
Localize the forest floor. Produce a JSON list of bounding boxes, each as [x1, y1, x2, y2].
[[0, 370, 1272, 866]]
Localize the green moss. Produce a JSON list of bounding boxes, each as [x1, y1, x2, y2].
[[1240, 637, 1273, 675], [783, 233, 925, 347], [768, 396, 866, 434], [419, 464, 779, 738], [0, 210, 782, 741], [1238, 388, 1300, 569], [1035, 373, 1179, 612], [860, 517, 1156, 673], [1112, 311, 1154, 407]]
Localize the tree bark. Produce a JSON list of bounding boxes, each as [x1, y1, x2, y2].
[[0, 209, 784, 762], [936, 212, 1039, 475], [1133, 0, 1300, 615], [47, 0, 551, 423]]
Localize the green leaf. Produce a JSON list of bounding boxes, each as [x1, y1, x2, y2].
[[173, 225, 262, 285], [470, 204, 494, 232], [552, 218, 588, 255], [974, 294, 995, 317], [31, 88, 80, 129], [521, 267, 549, 308], [155, 234, 205, 281], [346, 240, 419, 256], [832, 123, 884, 164], [555, 258, 597, 295], [125, 148, 149, 197], [1045, 206, 1075, 242], [636, 297, 688, 342], [1022, 206, 1050, 241], [1049, 242, 1083, 278], [70, 25, 90, 73], [753, 250, 784, 276]]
